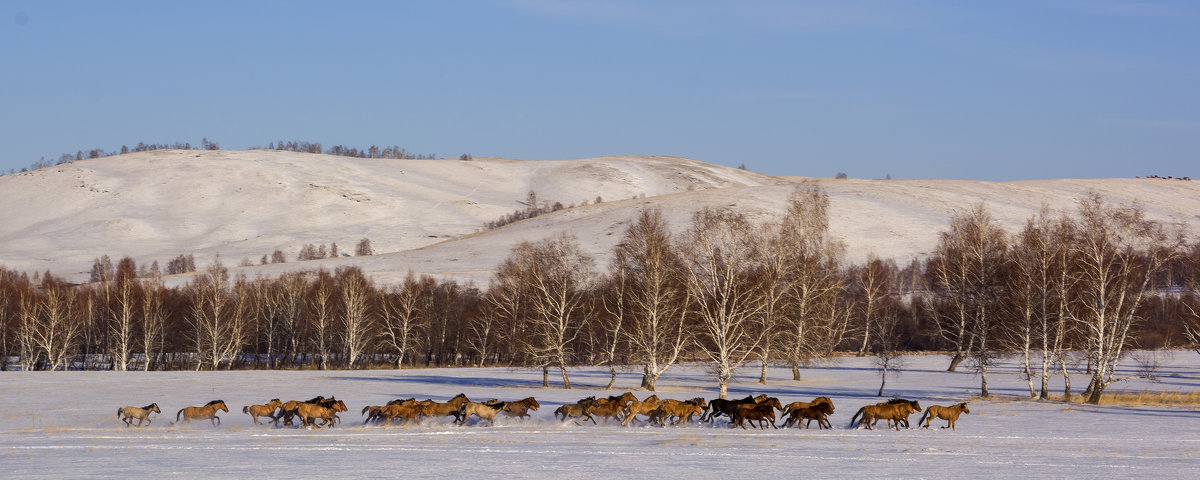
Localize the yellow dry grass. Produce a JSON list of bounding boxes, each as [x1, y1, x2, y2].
[[970, 390, 1200, 407], [1092, 390, 1200, 407]]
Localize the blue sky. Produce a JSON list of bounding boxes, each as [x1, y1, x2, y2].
[[1, 0, 1197, 180]]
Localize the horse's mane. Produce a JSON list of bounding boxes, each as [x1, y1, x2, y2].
[[205, 400, 224, 406], [141, 403, 157, 410]]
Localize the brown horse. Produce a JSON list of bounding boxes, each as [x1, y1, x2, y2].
[[275, 396, 329, 426], [423, 395, 472, 423], [285, 397, 347, 427], [620, 395, 662, 426], [497, 402, 531, 421], [176, 400, 229, 426], [507, 397, 540, 411], [850, 400, 921, 430], [778, 401, 834, 429], [457, 401, 501, 426], [243, 399, 283, 425], [586, 399, 627, 424], [731, 403, 777, 429], [297, 399, 347, 428], [362, 405, 387, 424], [380, 401, 428, 426], [645, 406, 671, 426], [554, 397, 599, 424], [918, 403, 969, 431], [781, 396, 834, 417], [594, 391, 637, 411], [118, 403, 160, 427], [655, 400, 706, 427]]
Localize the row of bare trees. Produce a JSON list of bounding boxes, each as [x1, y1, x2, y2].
[[5, 141, 440, 177], [1, 188, 1197, 404]]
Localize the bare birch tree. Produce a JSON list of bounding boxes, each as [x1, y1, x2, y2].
[[380, 272, 427, 368], [28, 274, 82, 370], [1007, 207, 1073, 398], [774, 185, 845, 380], [926, 203, 1007, 399], [680, 208, 766, 399], [1070, 194, 1184, 404], [307, 270, 336, 370], [495, 234, 593, 388], [1184, 243, 1200, 357], [336, 266, 374, 369], [613, 208, 690, 391], [106, 258, 139, 371], [139, 277, 166, 371]]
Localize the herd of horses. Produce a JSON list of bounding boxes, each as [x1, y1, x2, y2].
[[116, 393, 970, 431]]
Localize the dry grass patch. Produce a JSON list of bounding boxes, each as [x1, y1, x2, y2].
[[1093, 390, 1200, 407], [971, 391, 1200, 407]]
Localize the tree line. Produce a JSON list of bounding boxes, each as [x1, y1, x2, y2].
[[1, 186, 1198, 405], [3, 140, 450, 176]]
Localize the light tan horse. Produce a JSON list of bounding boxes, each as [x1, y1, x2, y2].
[[457, 401, 500, 426], [918, 403, 969, 431], [176, 400, 229, 426], [655, 401, 706, 427], [243, 399, 283, 425], [118, 403, 160, 427], [621, 395, 662, 426], [297, 399, 347, 428]]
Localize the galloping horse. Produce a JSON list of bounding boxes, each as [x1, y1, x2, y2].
[[554, 397, 598, 424], [297, 399, 347, 428], [778, 401, 834, 429], [704, 395, 757, 423], [243, 399, 283, 425], [781, 396, 834, 418], [731, 403, 778, 429], [918, 403, 969, 431], [620, 395, 662, 426], [849, 399, 920, 430], [457, 401, 501, 426], [176, 400, 229, 426], [118, 403, 160, 427]]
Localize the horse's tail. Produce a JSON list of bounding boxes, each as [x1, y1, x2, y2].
[[117, 408, 123, 419], [849, 406, 866, 428], [917, 409, 931, 428], [176, 408, 185, 422]]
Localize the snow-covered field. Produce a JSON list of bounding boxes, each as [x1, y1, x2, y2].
[[2, 353, 1197, 479]]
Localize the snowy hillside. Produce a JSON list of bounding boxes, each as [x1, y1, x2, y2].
[[1, 149, 1198, 286]]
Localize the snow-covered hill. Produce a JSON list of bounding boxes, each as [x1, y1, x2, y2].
[[1, 149, 1197, 286]]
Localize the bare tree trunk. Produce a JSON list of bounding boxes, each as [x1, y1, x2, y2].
[[1059, 353, 1072, 400], [877, 365, 887, 397]]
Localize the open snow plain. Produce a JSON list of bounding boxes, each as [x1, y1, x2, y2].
[[2, 353, 1197, 479]]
